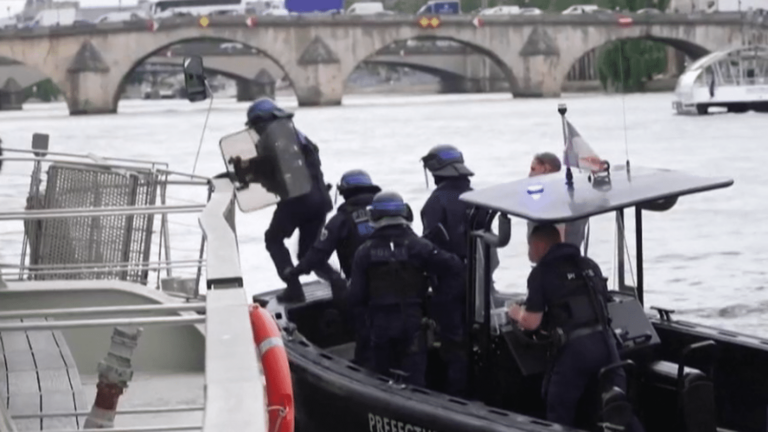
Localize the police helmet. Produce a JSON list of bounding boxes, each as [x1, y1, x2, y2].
[[245, 97, 294, 127], [368, 191, 413, 228], [337, 169, 382, 196], [421, 144, 474, 177]]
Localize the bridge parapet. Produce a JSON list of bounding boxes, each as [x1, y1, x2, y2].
[[0, 12, 761, 41]]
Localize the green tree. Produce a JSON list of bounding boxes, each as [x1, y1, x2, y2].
[[597, 0, 671, 91], [24, 79, 61, 102]]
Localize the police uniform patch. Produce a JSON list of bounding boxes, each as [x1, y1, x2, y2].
[[320, 228, 328, 241]]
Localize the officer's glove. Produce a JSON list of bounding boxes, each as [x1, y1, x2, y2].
[[280, 266, 299, 282]]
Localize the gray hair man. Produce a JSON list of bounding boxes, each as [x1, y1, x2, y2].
[[527, 152, 588, 249]]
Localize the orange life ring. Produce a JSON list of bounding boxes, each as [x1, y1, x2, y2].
[[249, 304, 294, 432]]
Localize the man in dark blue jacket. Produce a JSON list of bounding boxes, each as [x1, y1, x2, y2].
[[509, 224, 645, 431], [419, 144, 475, 396], [348, 191, 462, 387], [245, 98, 335, 303], [284, 169, 381, 366]]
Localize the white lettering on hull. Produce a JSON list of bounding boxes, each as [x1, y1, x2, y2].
[[368, 413, 437, 432]]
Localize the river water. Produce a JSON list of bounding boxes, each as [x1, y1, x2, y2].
[[2, 91, 768, 337]]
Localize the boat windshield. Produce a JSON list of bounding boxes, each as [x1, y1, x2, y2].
[[684, 51, 724, 72], [682, 46, 768, 87]]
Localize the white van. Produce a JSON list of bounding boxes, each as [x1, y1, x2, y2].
[[479, 6, 521, 14], [27, 8, 77, 27], [95, 10, 149, 23], [346, 2, 386, 14]]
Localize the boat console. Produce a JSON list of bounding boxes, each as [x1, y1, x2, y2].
[[492, 290, 718, 432], [499, 290, 660, 375]]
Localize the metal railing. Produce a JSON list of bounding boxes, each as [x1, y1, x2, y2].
[[0, 144, 212, 298], [0, 167, 267, 432]]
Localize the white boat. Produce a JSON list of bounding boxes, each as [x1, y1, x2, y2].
[[0, 138, 285, 432], [672, 45, 768, 115]]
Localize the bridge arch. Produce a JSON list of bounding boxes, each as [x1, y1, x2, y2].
[[0, 55, 70, 109], [343, 35, 519, 100], [114, 37, 296, 110], [557, 31, 716, 95]]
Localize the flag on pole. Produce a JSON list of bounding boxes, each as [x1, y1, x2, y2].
[[563, 119, 607, 173]]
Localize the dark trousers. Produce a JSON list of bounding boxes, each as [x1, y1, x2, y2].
[[264, 190, 335, 281], [431, 299, 467, 397], [544, 331, 645, 431], [351, 308, 371, 368], [369, 308, 427, 387]]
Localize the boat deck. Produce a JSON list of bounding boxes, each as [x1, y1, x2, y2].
[[0, 317, 89, 431]]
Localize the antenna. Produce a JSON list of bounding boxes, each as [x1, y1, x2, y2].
[[558, 103, 573, 187], [617, 41, 630, 171], [191, 80, 214, 176]]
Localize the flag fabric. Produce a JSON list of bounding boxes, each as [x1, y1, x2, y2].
[[563, 119, 606, 173]]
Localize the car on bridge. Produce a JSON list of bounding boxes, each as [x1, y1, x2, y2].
[[562, 4, 613, 14], [479, 6, 543, 15]]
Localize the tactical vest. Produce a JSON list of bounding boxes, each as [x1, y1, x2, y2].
[[543, 257, 609, 335], [337, 204, 374, 277], [366, 241, 428, 307]]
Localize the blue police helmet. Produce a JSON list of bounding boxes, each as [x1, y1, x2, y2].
[[421, 144, 474, 177], [337, 169, 381, 196], [368, 191, 414, 227], [245, 97, 294, 126]]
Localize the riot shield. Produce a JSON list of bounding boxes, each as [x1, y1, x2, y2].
[[219, 119, 312, 213], [258, 118, 312, 199]]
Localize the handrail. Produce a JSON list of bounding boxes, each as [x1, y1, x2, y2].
[[0, 155, 211, 180], [2, 147, 171, 167], [0, 204, 205, 221], [198, 178, 267, 432]]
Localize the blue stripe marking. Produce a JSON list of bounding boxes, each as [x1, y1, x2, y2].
[[372, 201, 405, 211], [436, 149, 462, 161], [342, 174, 372, 186]]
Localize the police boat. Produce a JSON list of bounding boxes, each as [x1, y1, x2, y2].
[[250, 154, 768, 432], [179, 57, 768, 432]]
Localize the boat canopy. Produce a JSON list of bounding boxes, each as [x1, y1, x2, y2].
[[459, 165, 733, 224], [681, 45, 768, 87]]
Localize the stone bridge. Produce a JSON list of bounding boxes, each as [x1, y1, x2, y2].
[[0, 13, 764, 115], [141, 44, 506, 95]]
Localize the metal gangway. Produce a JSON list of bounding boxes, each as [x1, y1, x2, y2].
[[0, 139, 269, 432]]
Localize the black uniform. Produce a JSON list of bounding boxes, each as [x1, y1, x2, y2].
[[348, 224, 462, 387], [525, 242, 630, 427], [245, 98, 335, 303], [293, 192, 378, 281]]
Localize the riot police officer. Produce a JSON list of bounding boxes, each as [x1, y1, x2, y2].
[[348, 191, 462, 387], [284, 169, 382, 366], [419, 144, 475, 396], [245, 98, 336, 303], [508, 224, 643, 430], [285, 169, 381, 287]]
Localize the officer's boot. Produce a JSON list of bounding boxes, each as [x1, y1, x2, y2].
[[277, 277, 306, 303]]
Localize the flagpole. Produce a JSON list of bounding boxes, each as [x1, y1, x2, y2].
[[557, 103, 573, 187]]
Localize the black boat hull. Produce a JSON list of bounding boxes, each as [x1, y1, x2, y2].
[[260, 282, 768, 432]]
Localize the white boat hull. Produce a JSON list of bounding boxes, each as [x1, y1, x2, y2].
[[674, 84, 768, 114], [672, 45, 768, 115]]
